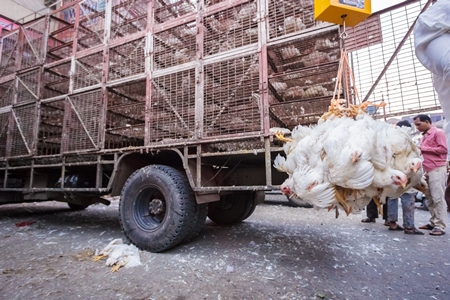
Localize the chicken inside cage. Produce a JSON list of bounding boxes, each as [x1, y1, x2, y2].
[[267, 30, 341, 128]]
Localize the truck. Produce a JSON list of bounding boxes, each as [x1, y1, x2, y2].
[[0, 0, 438, 252]]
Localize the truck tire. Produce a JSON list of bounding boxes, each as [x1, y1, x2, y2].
[[119, 165, 198, 252], [207, 192, 255, 225], [286, 195, 312, 208], [241, 191, 264, 221], [182, 203, 208, 243]]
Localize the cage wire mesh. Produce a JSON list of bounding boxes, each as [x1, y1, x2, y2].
[[110, 0, 148, 40], [348, 0, 440, 119], [267, 30, 340, 128], [47, 14, 76, 63], [77, 0, 106, 51], [109, 37, 146, 80], [73, 52, 104, 90], [154, 0, 196, 24], [267, 0, 323, 40], [150, 68, 196, 142], [204, 0, 258, 56], [38, 100, 65, 155], [204, 54, 260, 137], [0, 0, 439, 157], [153, 21, 196, 70], [0, 31, 19, 77], [43, 61, 71, 99], [21, 19, 47, 70], [17, 69, 40, 104], [64, 90, 101, 152], [0, 113, 8, 157], [0, 80, 15, 108], [11, 104, 36, 157], [205, 0, 224, 6], [106, 80, 145, 149]]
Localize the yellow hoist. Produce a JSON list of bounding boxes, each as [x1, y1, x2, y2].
[[314, 0, 372, 27], [314, 0, 384, 119]]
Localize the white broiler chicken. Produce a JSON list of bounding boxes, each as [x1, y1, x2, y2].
[[94, 239, 142, 272], [322, 117, 375, 190], [391, 127, 423, 176], [273, 125, 313, 174], [274, 100, 424, 217], [281, 165, 336, 209]]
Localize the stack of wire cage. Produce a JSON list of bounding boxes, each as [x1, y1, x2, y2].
[[0, 0, 439, 192]]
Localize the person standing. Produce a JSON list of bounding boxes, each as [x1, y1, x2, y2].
[[413, 114, 448, 236], [386, 120, 424, 234], [361, 199, 377, 223], [387, 194, 423, 234], [361, 199, 388, 225]]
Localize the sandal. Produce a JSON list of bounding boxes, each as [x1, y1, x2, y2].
[[404, 228, 424, 235], [388, 224, 404, 231], [419, 224, 434, 230], [429, 228, 446, 236], [361, 217, 375, 223]]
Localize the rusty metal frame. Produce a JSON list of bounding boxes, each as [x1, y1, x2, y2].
[[348, 0, 439, 119], [0, 0, 356, 195]]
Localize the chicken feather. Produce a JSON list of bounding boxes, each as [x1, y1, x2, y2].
[[290, 165, 336, 208], [94, 239, 142, 272]]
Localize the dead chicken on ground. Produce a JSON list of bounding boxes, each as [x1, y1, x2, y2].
[[93, 238, 142, 272]]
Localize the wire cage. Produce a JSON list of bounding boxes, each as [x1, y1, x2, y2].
[[347, 0, 440, 119], [38, 99, 65, 155], [0, 0, 440, 159], [106, 80, 145, 148], [267, 29, 340, 128], [267, 0, 325, 40]]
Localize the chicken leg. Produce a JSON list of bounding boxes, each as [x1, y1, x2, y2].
[[372, 196, 383, 216], [334, 187, 352, 216], [110, 263, 124, 273], [93, 254, 106, 261], [274, 131, 292, 143]]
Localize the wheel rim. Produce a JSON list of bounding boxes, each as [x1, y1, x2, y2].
[[134, 185, 167, 231], [217, 198, 236, 211]]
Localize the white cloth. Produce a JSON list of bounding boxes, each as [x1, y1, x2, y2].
[[414, 0, 450, 76], [414, 1, 450, 231], [414, 0, 450, 156]]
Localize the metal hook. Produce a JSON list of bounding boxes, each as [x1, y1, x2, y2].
[[340, 14, 348, 40]]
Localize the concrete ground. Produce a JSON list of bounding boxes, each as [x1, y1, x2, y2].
[[0, 195, 449, 300]]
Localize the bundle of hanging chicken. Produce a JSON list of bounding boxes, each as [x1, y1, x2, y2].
[[273, 50, 427, 217]]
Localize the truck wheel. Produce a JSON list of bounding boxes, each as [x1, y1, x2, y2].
[[241, 191, 264, 221], [182, 203, 208, 243], [286, 195, 312, 208], [119, 165, 197, 252], [208, 192, 254, 225]]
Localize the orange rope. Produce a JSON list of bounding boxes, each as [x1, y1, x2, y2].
[[332, 49, 361, 106]]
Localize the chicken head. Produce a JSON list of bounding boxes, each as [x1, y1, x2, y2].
[[391, 171, 408, 188]]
